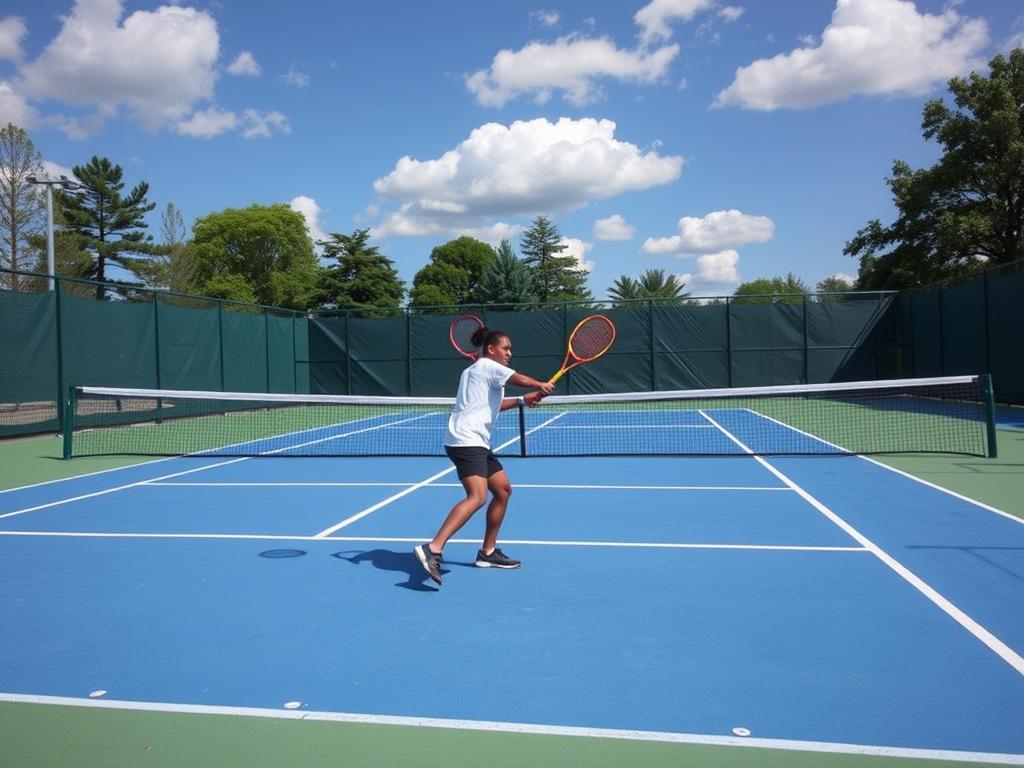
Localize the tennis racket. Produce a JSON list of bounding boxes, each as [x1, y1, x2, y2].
[[449, 313, 484, 360], [549, 314, 616, 384]]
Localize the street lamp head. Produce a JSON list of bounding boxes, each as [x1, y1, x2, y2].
[[26, 175, 38, 183]]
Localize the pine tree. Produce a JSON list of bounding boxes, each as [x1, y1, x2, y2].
[[478, 238, 537, 308], [520, 216, 591, 303], [60, 156, 158, 299], [315, 228, 405, 311]]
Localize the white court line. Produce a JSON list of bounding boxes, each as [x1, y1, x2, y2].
[[698, 409, 1024, 678], [1, 694, 1021, 765], [747, 408, 1024, 526], [311, 411, 571, 539], [0, 454, 177, 495], [0, 408, 437, 501], [0, 458, 249, 521], [0, 530, 865, 551], [0, 412, 444, 522], [147, 481, 791, 491]]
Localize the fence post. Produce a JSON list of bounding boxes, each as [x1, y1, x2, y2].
[[264, 310, 271, 393], [152, 291, 162, 390], [982, 269, 992, 380], [938, 286, 946, 376], [648, 299, 656, 391], [217, 300, 226, 391], [292, 314, 299, 394], [802, 294, 809, 384], [345, 310, 352, 395], [725, 296, 733, 388], [54, 277, 65, 431], [406, 307, 413, 395]]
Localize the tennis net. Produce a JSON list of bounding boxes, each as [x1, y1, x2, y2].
[[63, 375, 996, 459]]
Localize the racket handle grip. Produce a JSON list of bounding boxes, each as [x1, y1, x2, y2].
[[549, 370, 565, 384]]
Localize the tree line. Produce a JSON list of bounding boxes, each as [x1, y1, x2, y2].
[[2, 48, 1022, 309]]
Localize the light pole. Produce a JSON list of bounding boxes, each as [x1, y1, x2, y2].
[[26, 174, 82, 291]]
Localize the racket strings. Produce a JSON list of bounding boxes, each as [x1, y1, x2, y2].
[[569, 318, 615, 361], [450, 315, 483, 358]]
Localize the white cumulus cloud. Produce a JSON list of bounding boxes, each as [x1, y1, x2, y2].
[[290, 195, 328, 244], [175, 106, 238, 138], [593, 214, 635, 240], [634, 0, 717, 44], [719, 6, 744, 23], [227, 51, 261, 77], [0, 16, 27, 62], [241, 110, 290, 139], [643, 209, 773, 256], [19, 0, 221, 131], [0, 80, 39, 128], [0, 1, 288, 140], [676, 250, 741, 294], [714, 0, 989, 110], [279, 66, 309, 88], [560, 237, 595, 272], [530, 10, 560, 28], [466, 34, 678, 107], [372, 117, 682, 238]]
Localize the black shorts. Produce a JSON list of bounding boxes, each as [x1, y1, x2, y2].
[[444, 445, 504, 479]]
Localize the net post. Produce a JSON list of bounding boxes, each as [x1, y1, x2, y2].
[[983, 373, 998, 459], [61, 386, 77, 459], [518, 401, 527, 457]]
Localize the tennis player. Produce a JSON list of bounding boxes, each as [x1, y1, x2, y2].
[[414, 327, 554, 586]]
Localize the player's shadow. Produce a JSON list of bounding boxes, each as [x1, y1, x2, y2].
[[332, 549, 449, 592]]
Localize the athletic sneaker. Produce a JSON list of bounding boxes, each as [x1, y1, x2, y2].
[[475, 548, 521, 569], [414, 544, 443, 585]]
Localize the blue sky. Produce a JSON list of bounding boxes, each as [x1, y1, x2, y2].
[[2, 0, 1021, 299]]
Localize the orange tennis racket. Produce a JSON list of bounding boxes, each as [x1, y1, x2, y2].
[[449, 314, 484, 360], [550, 314, 616, 384]]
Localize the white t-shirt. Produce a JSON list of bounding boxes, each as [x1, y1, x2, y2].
[[445, 357, 515, 448]]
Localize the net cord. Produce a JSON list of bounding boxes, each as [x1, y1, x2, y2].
[[76, 374, 981, 409]]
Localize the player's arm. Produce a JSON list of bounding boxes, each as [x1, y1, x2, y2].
[[508, 371, 555, 393], [500, 391, 546, 411]]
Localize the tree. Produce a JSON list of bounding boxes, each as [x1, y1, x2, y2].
[[134, 202, 195, 292], [411, 236, 496, 308], [0, 123, 45, 289], [845, 49, 1024, 289], [25, 201, 91, 292], [732, 273, 808, 304], [520, 216, 591, 303], [190, 204, 319, 309], [814, 275, 854, 302], [410, 260, 468, 308], [314, 228, 405, 311], [59, 156, 159, 299], [608, 268, 689, 306], [478, 238, 537, 307]]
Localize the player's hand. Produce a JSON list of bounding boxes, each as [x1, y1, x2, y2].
[[538, 380, 555, 395], [524, 390, 546, 407]]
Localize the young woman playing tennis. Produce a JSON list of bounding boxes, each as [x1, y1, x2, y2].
[[414, 327, 554, 586]]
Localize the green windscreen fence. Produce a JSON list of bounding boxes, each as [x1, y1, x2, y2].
[[903, 262, 1024, 404], [0, 269, 308, 438], [307, 295, 906, 398], [6, 261, 1024, 442]]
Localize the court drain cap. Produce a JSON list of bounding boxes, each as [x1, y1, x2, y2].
[[731, 727, 751, 737], [283, 701, 302, 710]]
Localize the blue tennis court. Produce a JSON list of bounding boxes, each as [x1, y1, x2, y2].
[[2, 399, 1024, 764]]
